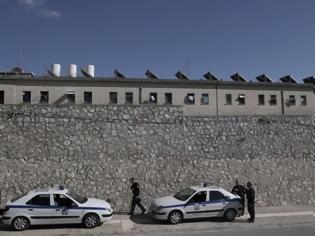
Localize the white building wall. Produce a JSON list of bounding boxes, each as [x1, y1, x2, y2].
[[217, 87, 283, 115], [283, 90, 314, 115], [0, 78, 314, 116], [141, 87, 217, 116]]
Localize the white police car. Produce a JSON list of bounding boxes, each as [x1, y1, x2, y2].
[[150, 185, 243, 224], [2, 186, 113, 231]]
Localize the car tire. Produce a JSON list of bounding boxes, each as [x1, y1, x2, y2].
[[168, 210, 183, 224], [11, 216, 30, 231], [82, 213, 100, 228], [224, 208, 237, 222]]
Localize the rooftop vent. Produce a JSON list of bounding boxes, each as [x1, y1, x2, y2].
[[69, 64, 77, 78], [203, 72, 219, 81], [280, 75, 296, 83], [231, 73, 247, 82], [303, 76, 315, 84], [175, 70, 189, 80], [81, 64, 95, 78], [145, 70, 158, 79], [47, 64, 61, 77], [256, 74, 272, 83], [114, 69, 125, 78]]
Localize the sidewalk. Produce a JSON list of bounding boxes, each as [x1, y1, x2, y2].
[[0, 206, 313, 236]]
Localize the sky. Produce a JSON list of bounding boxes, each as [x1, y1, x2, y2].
[[0, 0, 314, 81]]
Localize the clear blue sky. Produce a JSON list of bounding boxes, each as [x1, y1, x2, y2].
[[0, 0, 314, 81]]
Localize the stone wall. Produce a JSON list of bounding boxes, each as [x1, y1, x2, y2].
[[0, 105, 314, 212]]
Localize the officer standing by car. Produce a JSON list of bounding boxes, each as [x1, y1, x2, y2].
[[231, 179, 246, 215], [129, 177, 146, 216], [246, 182, 255, 223]]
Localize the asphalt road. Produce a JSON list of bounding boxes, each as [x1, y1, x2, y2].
[[128, 225, 314, 236]]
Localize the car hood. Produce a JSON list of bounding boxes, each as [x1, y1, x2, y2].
[[80, 198, 111, 209], [152, 195, 184, 207]]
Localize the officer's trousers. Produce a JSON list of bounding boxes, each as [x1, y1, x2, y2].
[[130, 197, 146, 215], [248, 203, 255, 222]]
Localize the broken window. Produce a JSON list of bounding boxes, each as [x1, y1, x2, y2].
[[125, 92, 133, 104], [301, 95, 307, 106], [270, 95, 277, 105], [110, 92, 118, 104], [40, 91, 49, 104], [225, 94, 232, 105], [22, 91, 31, 103], [149, 92, 157, 103], [165, 93, 172, 105], [0, 91, 4, 104], [258, 94, 265, 105], [84, 92, 92, 104], [185, 93, 195, 105], [66, 91, 75, 104], [238, 94, 245, 105], [289, 95, 296, 106]]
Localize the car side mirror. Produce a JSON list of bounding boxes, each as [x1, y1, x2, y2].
[[224, 196, 230, 200]]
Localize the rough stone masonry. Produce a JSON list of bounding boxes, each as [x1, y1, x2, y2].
[[0, 105, 314, 212]]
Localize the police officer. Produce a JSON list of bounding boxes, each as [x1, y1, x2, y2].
[[129, 177, 146, 216], [231, 179, 246, 215], [246, 182, 255, 223]]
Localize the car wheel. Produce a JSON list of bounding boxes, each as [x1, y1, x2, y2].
[[83, 213, 100, 228], [168, 210, 183, 224], [224, 208, 237, 222], [11, 216, 30, 231]]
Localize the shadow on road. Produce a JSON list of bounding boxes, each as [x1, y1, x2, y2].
[[0, 222, 87, 231], [129, 213, 248, 225]]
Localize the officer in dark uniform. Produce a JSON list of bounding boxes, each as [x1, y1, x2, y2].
[[246, 182, 255, 223], [231, 179, 246, 215], [129, 177, 146, 216]]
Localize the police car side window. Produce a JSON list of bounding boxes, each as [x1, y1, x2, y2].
[[53, 194, 76, 207], [210, 191, 225, 201], [26, 194, 50, 206], [188, 191, 207, 203]]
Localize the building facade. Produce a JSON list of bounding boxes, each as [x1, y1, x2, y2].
[[0, 76, 314, 116]]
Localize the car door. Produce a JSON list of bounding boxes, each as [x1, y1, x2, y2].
[[53, 194, 82, 224], [25, 194, 55, 225], [207, 190, 228, 217], [183, 191, 208, 219]]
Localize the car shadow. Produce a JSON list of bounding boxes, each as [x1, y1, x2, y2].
[[129, 213, 249, 225], [0, 222, 86, 231]]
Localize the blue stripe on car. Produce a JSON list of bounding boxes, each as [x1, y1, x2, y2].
[[6, 205, 109, 211], [160, 198, 239, 209]]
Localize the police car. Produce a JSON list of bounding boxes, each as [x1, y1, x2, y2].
[[2, 186, 113, 231], [150, 185, 243, 224]]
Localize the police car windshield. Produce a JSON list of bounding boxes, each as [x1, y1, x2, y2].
[[173, 188, 196, 201], [67, 192, 88, 204]]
